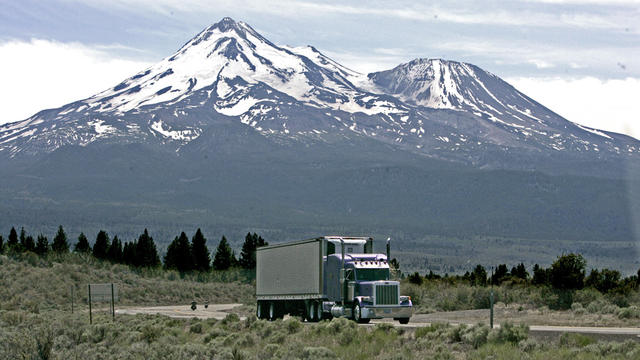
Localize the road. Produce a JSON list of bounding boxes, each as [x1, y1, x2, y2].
[[115, 303, 245, 319], [116, 303, 640, 341]]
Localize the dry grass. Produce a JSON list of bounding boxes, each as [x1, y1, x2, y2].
[[404, 280, 640, 327], [0, 253, 254, 313], [2, 253, 640, 359]]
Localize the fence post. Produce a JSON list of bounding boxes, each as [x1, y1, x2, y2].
[[490, 266, 494, 329], [71, 285, 74, 314], [88, 284, 92, 325], [111, 283, 115, 321]]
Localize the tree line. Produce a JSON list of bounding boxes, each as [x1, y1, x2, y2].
[[0, 226, 267, 272], [407, 253, 640, 296]]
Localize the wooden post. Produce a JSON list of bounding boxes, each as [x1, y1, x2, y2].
[[490, 266, 494, 329], [71, 286, 74, 314], [111, 283, 115, 321], [88, 284, 92, 325]]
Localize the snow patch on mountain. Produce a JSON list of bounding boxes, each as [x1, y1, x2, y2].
[[150, 120, 201, 141]]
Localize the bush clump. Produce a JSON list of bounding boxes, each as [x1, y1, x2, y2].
[[488, 322, 528, 344], [302, 346, 338, 360], [617, 306, 640, 319]]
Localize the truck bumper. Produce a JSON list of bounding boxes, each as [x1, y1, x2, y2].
[[361, 304, 413, 319]]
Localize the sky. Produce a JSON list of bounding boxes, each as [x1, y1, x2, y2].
[[1, 0, 639, 138]]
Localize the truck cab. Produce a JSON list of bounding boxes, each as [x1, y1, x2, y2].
[[323, 238, 412, 324]]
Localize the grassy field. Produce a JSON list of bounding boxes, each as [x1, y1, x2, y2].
[[2, 253, 640, 359], [0, 253, 254, 313]]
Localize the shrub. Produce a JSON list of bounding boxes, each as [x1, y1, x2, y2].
[[284, 317, 302, 334], [488, 322, 528, 344], [573, 288, 602, 307], [415, 322, 449, 339], [617, 306, 640, 319], [559, 333, 595, 348], [518, 338, 541, 353], [447, 324, 467, 343], [302, 346, 338, 360], [189, 323, 203, 334], [140, 325, 162, 344], [260, 344, 280, 360], [571, 302, 586, 315], [461, 323, 489, 349], [222, 313, 240, 325]]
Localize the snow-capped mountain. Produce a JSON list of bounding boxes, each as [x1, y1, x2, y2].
[[0, 17, 638, 170], [1, 17, 639, 253]]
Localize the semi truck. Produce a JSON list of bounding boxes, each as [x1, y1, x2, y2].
[[255, 236, 412, 324]]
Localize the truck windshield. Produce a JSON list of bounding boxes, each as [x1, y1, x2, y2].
[[355, 268, 390, 281]]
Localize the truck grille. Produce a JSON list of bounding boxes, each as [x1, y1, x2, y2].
[[375, 284, 398, 305]]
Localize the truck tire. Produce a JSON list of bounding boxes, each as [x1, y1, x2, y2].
[[315, 301, 323, 322], [268, 301, 276, 321], [306, 302, 314, 322], [398, 318, 410, 324], [307, 301, 321, 322], [256, 301, 264, 319], [353, 304, 370, 324]]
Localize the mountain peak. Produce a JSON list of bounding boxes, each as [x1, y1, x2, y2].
[[1, 17, 636, 167], [208, 17, 241, 32]]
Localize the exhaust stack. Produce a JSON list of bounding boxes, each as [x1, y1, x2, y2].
[[386, 237, 391, 260]]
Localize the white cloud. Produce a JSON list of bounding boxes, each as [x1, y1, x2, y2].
[[528, 59, 556, 69], [507, 76, 640, 139], [74, 0, 640, 32], [0, 39, 151, 124]]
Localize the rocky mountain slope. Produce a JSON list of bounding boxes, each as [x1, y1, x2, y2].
[[1, 18, 637, 174], [0, 17, 638, 249]]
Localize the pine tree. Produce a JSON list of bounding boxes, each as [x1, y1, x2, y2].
[[19, 227, 27, 252], [532, 264, 548, 285], [492, 264, 509, 285], [51, 225, 69, 253], [510, 263, 529, 280], [212, 236, 235, 270], [74, 232, 91, 253], [164, 232, 193, 272], [23, 235, 36, 253], [122, 241, 137, 266], [93, 230, 110, 260], [470, 264, 487, 286], [191, 228, 210, 272], [35, 235, 49, 255], [135, 229, 160, 267], [8, 227, 18, 248], [239, 232, 256, 269], [107, 235, 123, 263], [0, 235, 4, 254]]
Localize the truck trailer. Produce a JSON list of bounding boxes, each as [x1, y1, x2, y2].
[[255, 236, 412, 324]]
